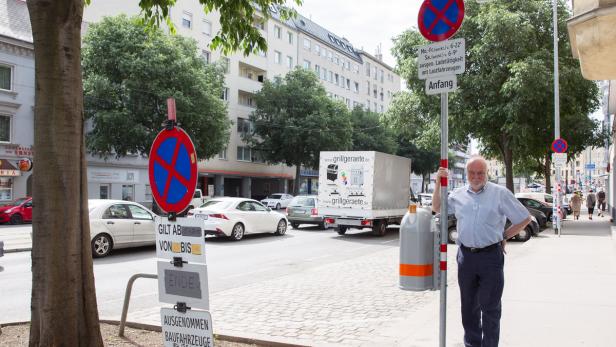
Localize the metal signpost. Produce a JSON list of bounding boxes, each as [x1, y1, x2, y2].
[[552, 139, 568, 236], [149, 98, 213, 347], [418, 1, 465, 346], [552, 0, 562, 238]]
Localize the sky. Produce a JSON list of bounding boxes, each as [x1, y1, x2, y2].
[[292, 0, 422, 68]]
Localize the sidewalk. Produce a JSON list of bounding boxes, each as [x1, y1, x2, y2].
[[0, 225, 32, 252]]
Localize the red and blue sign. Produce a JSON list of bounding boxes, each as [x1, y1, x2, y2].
[[418, 0, 465, 42], [551, 138, 568, 153], [148, 127, 198, 213]]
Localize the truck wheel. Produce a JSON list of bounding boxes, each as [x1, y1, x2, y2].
[[336, 226, 347, 235], [372, 221, 387, 237], [318, 222, 326, 230], [291, 222, 300, 229]]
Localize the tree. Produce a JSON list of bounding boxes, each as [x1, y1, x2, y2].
[[246, 68, 353, 195], [349, 107, 397, 154], [83, 15, 230, 159], [392, 0, 600, 192], [26, 0, 300, 345]]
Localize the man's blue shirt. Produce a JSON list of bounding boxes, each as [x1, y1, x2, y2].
[[448, 182, 530, 248]]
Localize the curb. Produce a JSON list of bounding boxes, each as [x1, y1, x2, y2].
[[4, 247, 31, 253], [1, 320, 311, 347]]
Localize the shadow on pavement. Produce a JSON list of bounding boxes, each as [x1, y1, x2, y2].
[[329, 227, 400, 244], [204, 232, 296, 246]]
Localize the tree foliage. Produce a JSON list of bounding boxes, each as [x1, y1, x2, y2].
[[246, 68, 352, 194], [392, 0, 600, 192], [349, 107, 397, 154], [83, 15, 230, 159]]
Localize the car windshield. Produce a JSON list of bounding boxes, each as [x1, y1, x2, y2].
[[267, 194, 283, 199], [290, 197, 315, 207], [5, 198, 29, 207], [199, 200, 234, 209]]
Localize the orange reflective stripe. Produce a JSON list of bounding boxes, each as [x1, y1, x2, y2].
[[400, 264, 433, 277]]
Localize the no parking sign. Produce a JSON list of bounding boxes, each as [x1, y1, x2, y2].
[[418, 0, 465, 42], [148, 127, 198, 214]]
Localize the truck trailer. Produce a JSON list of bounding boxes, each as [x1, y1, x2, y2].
[[318, 151, 411, 236]]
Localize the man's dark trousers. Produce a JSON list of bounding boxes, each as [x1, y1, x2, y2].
[[457, 244, 505, 347]]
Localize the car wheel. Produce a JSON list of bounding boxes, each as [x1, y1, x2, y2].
[[515, 227, 532, 242], [230, 223, 245, 241], [10, 214, 23, 225], [91, 233, 113, 258], [448, 226, 458, 244], [291, 222, 300, 229], [275, 219, 287, 235], [276, 203, 281, 210], [372, 221, 387, 237], [336, 226, 347, 235]]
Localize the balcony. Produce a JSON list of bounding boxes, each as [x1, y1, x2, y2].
[[238, 62, 266, 94], [568, 0, 616, 79]]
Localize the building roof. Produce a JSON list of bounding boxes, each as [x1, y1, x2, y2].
[[0, 0, 32, 43], [291, 14, 362, 63]]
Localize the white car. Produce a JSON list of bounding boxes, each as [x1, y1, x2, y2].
[[187, 197, 288, 241], [88, 199, 158, 258], [261, 193, 294, 209], [418, 193, 433, 207]]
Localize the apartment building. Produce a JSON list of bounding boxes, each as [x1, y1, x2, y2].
[[0, 0, 34, 201], [82, 1, 402, 202]]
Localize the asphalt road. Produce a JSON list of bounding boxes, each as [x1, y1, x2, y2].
[[0, 224, 400, 324]]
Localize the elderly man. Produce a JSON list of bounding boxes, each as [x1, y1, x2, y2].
[[432, 156, 531, 347]]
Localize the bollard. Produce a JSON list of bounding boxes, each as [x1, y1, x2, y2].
[[399, 205, 437, 291]]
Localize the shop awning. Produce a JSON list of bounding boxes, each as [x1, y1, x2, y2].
[[0, 159, 20, 176]]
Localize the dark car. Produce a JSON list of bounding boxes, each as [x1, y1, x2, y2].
[[0, 197, 32, 224], [526, 207, 548, 229], [286, 195, 325, 229], [517, 197, 553, 221]]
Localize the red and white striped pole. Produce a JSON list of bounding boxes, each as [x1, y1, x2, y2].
[[439, 93, 449, 347]]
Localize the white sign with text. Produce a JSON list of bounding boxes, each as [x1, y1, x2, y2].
[[158, 261, 210, 310], [426, 75, 458, 95], [155, 216, 206, 264], [418, 38, 465, 80], [160, 308, 214, 347], [552, 153, 567, 166]]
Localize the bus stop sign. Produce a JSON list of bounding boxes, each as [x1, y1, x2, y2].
[[148, 127, 198, 213]]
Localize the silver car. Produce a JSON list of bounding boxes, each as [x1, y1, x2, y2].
[[286, 195, 325, 229]]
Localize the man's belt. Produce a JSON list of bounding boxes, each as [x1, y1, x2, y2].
[[460, 242, 500, 253]]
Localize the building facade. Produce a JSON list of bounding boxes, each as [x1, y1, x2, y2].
[[82, 1, 402, 203], [0, 0, 34, 201]]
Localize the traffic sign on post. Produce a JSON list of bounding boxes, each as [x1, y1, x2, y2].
[[158, 261, 210, 310], [552, 153, 567, 167], [551, 138, 568, 153], [160, 308, 213, 347], [148, 127, 198, 214], [426, 75, 457, 95], [418, 0, 465, 42], [417, 38, 465, 80], [156, 216, 207, 264]]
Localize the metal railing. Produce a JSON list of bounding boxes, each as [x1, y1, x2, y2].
[[119, 273, 158, 337]]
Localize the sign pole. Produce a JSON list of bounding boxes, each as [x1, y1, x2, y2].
[[439, 92, 448, 347], [553, 0, 561, 236]]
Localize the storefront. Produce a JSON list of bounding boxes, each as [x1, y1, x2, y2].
[[0, 145, 34, 201]]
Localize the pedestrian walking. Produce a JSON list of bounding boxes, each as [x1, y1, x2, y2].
[[586, 190, 596, 220], [597, 189, 606, 217], [432, 156, 531, 347], [570, 192, 582, 220]]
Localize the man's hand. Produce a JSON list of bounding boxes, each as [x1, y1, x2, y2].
[[432, 167, 449, 213], [436, 167, 449, 181], [501, 239, 507, 254]]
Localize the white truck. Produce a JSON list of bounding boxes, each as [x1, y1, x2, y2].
[[318, 151, 411, 236]]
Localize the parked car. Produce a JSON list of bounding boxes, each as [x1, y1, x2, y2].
[[88, 199, 158, 257], [0, 197, 32, 224], [526, 207, 548, 229], [517, 197, 554, 221], [261, 193, 294, 209], [418, 193, 433, 207], [516, 192, 569, 218], [286, 195, 325, 229], [188, 197, 288, 241]]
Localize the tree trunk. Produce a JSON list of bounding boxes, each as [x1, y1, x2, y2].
[[544, 153, 552, 194], [503, 146, 514, 193], [421, 173, 426, 193], [27, 1, 103, 346], [294, 164, 301, 196]]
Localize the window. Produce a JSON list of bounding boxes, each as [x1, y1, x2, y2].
[[303, 59, 311, 69], [0, 115, 10, 142], [373, 66, 377, 80], [128, 205, 153, 220], [346, 78, 350, 90], [274, 25, 282, 39], [374, 101, 377, 111], [379, 105, 384, 112], [366, 62, 371, 77], [373, 88, 377, 98], [182, 12, 192, 29], [314, 44, 320, 55], [202, 20, 212, 36], [0, 65, 11, 90], [287, 32, 294, 44], [103, 205, 129, 219], [122, 185, 134, 201], [218, 147, 227, 160], [237, 146, 252, 161], [254, 18, 265, 30], [220, 57, 230, 73], [334, 73, 339, 85], [314, 65, 320, 75], [334, 54, 339, 65], [321, 48, 327, 58], [327, 50, 333, 61], [286, 56, 293, 69], [329, 71, 334, 83], [201, 50, 210, 64], [303, 38, 311, 49], [366, 100, 371, 111], [354, 82, 359, 93], [346, 98, 351, 108], [99, 185, 110, 199], [237, 117, 252, 134], [274, 51, 282, 64], [380, 69, 384, 83], [366, 81, 370, 95], [380, 88, 384, 101], [321, 68, 327, 80], [251, 150, 265, 163], [145, 185, 152, 201], [221, 87, 229, 101]]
